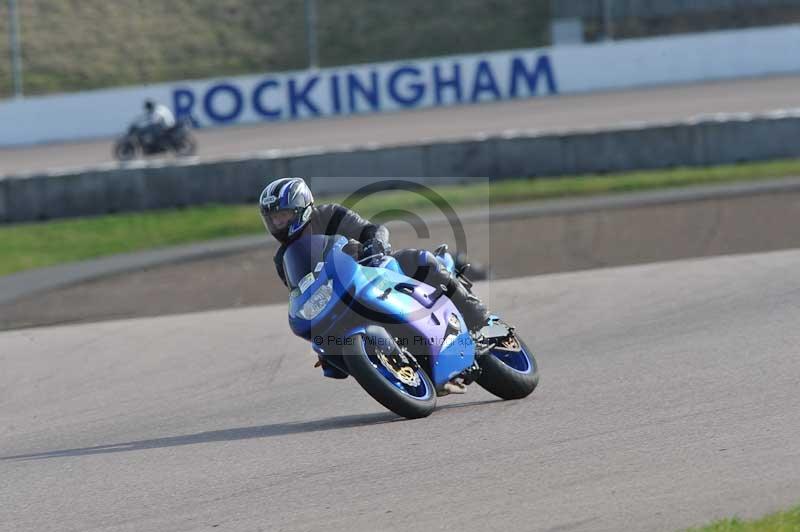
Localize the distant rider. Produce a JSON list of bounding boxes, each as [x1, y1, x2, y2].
[[259, 178, 491, 387], [138, 98, 176, 148]]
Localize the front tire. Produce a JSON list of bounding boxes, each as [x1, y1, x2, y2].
[[344, 334, 436, 419], [113, 138, 138, 161], [476, 335, 539, 400]]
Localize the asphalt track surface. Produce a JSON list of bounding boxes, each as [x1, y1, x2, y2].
[[2, 249, 799, 531], [2, 75, 800, 176]]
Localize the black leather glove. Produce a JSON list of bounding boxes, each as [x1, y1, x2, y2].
[[360, 239, 391, 265], [342, 239, 363, 259]]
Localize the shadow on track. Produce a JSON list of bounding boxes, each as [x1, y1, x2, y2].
[[2, 399, 502, 461]]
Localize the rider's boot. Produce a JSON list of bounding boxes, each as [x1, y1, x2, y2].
[[315, 355, 348, 379], [444, 274, 491, 336]]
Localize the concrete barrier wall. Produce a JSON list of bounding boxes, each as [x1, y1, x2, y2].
[[3, 111, 800, 223]]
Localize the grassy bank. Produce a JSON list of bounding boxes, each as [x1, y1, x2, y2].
[[4, 1, 800, 98], [2, 158, 800, 276], [0, 0, 549, 98], [687, 503, 800, 531]]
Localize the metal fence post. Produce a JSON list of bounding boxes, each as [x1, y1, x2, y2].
[[8, 0, 24, 97], [305, 0, 319, 69], [602, 0, 615, 41]]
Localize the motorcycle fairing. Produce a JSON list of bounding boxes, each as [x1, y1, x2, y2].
[[286, 235, 475, 389]]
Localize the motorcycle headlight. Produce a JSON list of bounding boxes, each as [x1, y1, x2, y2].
[[298, 280, 334, 320]]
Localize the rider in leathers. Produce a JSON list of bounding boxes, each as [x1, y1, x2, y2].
[[260, 178, 490, 382]]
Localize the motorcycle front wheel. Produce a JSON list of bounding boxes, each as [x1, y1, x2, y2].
[[113, 137, 138, 161], [476, 334, 539, 400], [344, 334, 436, 419]]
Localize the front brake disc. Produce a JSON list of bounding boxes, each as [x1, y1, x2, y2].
[[376, 348, 421, 387]]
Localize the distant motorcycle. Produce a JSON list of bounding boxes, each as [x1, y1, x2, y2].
[[113, 118, 197, 161]]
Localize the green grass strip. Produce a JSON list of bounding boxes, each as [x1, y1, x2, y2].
[[2, 158, 800, 276], [687, 504, 800, 531], [0, 205, 262, 276]]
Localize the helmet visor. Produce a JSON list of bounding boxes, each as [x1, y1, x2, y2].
[[264, 208, 299, 236], [268, 210, 296, 231]]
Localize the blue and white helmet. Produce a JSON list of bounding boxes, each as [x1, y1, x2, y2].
[[259, 178, 314, 243]]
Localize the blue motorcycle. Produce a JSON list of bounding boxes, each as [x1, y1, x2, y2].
[[284, 234, 539, 419]]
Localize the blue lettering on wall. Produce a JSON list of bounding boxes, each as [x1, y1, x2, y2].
[[172, 88, 199, 127], [387, 66, 425, 108], [169, 51, 558, 127], [469, 60, 501, 103], [289, 76, 321, 118], [252, 79, 282, 119], [509, 55, 557, 98], [433, 63, 463, 104], [433, 63, 461, 105], [347, 71, 380, 113], [203, 83, 244, 124], [330, 74, 342, 115]]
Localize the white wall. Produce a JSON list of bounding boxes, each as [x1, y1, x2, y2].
[[2, 24, 799, 147], [550, 25, 800, 91]]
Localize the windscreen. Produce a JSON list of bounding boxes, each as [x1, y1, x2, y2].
[[282, 235, 338, 289]]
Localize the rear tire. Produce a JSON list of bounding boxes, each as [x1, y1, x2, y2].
[[174, 132, 197, 157], [344, 334, 436, 419], [476, 336, 539, 400]]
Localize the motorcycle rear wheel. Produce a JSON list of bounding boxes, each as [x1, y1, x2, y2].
[[174, 133, 197, 157], [344, 334, 436, 419]]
